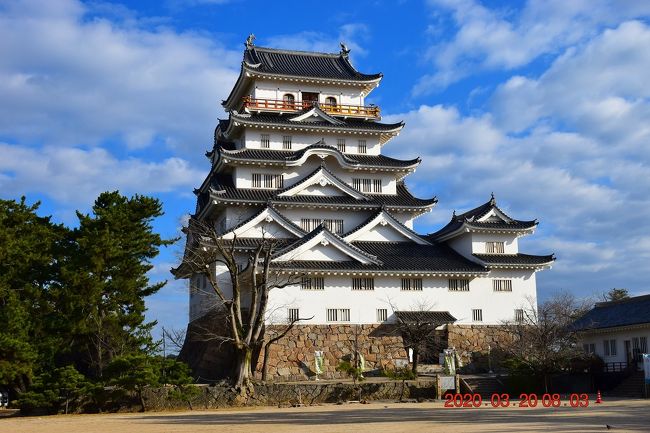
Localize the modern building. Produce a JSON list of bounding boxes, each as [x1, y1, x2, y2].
[[176, 36, 554, 379], [573, 294, 650, 371]]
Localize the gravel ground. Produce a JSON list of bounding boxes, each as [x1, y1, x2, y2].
[[2, 398, 649, 433]]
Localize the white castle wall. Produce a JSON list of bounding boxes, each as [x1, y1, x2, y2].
[[266, 270, 537, 326], [252, 79, 368, 107], [242, 128, 382, 155]]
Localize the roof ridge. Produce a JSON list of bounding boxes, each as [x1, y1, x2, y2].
[[595, 293, 650, 307], [250, 45, 342, 58]]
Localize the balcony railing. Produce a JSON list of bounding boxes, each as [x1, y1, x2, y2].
[[242, 97, 380, 118]]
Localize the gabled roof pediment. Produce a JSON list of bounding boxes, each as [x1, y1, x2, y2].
[[289, 105, 345, 125], [273, 226, 382, 265], [222, 206, 305, 239], [278, 165, 369, 200], [344, 209, 430, 245]]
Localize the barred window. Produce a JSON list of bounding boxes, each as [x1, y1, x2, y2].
[[352, 178, 373, 192], [261, 134, 270, 148], [358, 139, 367, 154], [337, 138, 346, 152], [514, 309, 524, 322], [493, 279, 513, 292], [373, 179, 382, 193], [323, 219, 344, 234], [603, 339, 610, 356], [401, 278, 423, 291], [583, 343, 595, 354], [485, 241, 505, 254], [472, 309, 483, 322], [376, 308, 388, 322], [300, 277, 324, 290], [252, 173, 262, 188], [448, 278, 470, 291], [352, 278, 374, 291], [282, 135, 292, 150], [288, 308, 300, 322], [327, 308, 350, 322], [603, 339, 617, 357]]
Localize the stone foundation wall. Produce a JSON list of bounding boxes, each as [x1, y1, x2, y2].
[[446, 324, 514, 372], [260, 324, 408, 381]]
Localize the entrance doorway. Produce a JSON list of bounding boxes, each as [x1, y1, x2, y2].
[[301, 92, 319, 107]]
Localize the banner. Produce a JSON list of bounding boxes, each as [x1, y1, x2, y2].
[[643, 354, 650, 384]]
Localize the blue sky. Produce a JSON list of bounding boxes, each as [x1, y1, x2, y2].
[[2, 0, 650, 339]]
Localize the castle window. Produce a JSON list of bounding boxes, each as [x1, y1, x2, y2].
[[352, 277, 374, 291], [372, 179, 382, 193], [288, 308, 300, 322], [282, 135, 292, 150], [323, 219, 344, 234], [352, 178, 373, 192], [337, 138, 346, 152], [377, 308, 388, 322], [301, 277, 324, 290], [493, 279, 513, 292], [514, 309, 524, 322], [325, 96, 337, 106], [401, 278, 423, 291], [583, 343, 595, 354], [358, 140, 367, 154], [300, 218, 343, 234], [261, 134, 270, 148], [327, 308, 350, 322], [448, 278, 470, 291], [485, 241, 505, 254], [472, 309, 483, 322], [282, 93, 295, 108], [252, 173, 283, 189]]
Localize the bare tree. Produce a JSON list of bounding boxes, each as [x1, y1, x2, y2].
[[498, 293, 590, 392], [173, 218, 305, 391], [388, 300, 454, 376]]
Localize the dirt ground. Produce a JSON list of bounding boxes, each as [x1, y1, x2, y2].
[[2, 398, 649, 433]]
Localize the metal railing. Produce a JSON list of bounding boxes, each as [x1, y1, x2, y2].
[[242, 97, 380, 118]]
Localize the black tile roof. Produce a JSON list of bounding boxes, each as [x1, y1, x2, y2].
[[429, 196, 537, 240], [204, 182, 437, 211], [394, 311, 457, 324], [244, 46, 382, 82], [271, 241, 487, 274], [571, 294, 650, 331], [218, 142, 420, 169], [473, 253, 555, 266], [227, 111, 403, 133]]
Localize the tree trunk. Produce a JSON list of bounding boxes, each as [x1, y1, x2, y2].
[[261, 342, 271, 382], [411, 347, 420, 376], [137, 388, 146, 412], [234, 347, 253, 390]]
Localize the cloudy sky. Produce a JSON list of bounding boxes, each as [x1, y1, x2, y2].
[[2, 0, 649, 337]]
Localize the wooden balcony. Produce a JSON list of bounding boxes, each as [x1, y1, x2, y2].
[[242, 97, 380, 118]]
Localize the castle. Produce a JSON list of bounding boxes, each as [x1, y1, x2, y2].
[[175, 36, 554, 379]]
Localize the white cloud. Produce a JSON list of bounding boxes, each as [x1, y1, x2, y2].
[[416, 0, 650, 92], [0, 0, 240, 154], [0, 142, 204, 205]]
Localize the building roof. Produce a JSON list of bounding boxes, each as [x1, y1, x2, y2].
[[243, 45, 382, 82], [224, 111, 404, 137], [572, 294, 650, 332], [473, 253, 555, 268], [197, 181, 437, 216], [394, 311, 457, 324], [429, 195, 538, 241], [217, 141, 421, 170], [271, 241, 487, 275]]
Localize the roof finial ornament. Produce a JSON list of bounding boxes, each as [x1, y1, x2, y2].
[[490, 192, 496, 205], [452, 210, 456, 218], [245, 34, 255, 49], [340, 42, 350, 58]]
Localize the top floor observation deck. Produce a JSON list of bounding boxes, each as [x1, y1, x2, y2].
[[242, 96, 380, 119]]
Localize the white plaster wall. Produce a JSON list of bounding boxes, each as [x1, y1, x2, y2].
[[351, 223, 413, 242], [252, 80, 366, 107], [234, 160, 397, 194], [189, 265, 232, 322], [242, 128, 381, 155], [265, 270, 538, 326], [579, 327, 650, 364], [224, 206, 261, 231], [471, 233, 519, 254]]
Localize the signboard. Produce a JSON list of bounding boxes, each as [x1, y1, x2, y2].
[[439, 375, 456, 391], [643, 354, 650, 384]]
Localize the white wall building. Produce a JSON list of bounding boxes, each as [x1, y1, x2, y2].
[[175, 37, 554, 376]]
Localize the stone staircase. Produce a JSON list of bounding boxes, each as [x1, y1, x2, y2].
[[460, 375, 507, 397], [607, 371, 645, 398]]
